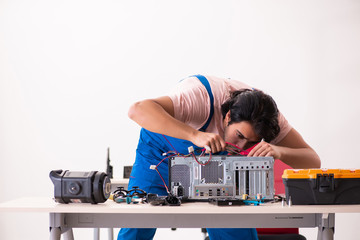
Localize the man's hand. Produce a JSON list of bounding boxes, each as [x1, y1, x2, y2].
[[247, 140, 281, 159], [192, 131, 227, 153]]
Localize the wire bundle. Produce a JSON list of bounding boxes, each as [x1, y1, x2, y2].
[[225, 142, 249, 156], [152, 135, 251, 193]]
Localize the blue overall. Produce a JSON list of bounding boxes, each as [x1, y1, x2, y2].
[[118, 75, 258, 240]]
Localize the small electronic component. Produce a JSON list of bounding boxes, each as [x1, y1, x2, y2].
[[188, 146, 194, 153], [146, 193, 181, 206], [204, 145, 211, 152], [209, 198, 245, 206], [112, 186, 147, 204]]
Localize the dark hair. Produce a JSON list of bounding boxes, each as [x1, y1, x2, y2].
[[221, 89, 280, 142]]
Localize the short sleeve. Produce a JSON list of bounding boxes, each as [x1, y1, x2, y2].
[[271, 112, 292, 144], [167, 77, 211, 130]]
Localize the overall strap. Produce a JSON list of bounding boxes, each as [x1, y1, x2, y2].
[[192, 75, 214, 132]]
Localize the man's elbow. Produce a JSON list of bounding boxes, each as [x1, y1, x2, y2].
[[311, 153, 321, 168], [315, 156, 321, 168], [128, 101, 143, 121]]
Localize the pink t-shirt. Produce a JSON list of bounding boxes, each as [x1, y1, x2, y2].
[[168, 75, 292, 144]]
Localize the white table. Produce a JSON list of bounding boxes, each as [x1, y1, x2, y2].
[[2, 197, 358, 240]]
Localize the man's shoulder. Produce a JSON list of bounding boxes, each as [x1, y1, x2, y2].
[[205, 75, 252, 96]]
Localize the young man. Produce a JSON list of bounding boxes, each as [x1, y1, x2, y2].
[[118, 75, 320, 240]]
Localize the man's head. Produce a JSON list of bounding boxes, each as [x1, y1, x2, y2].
[[221, 89, 280, 149]]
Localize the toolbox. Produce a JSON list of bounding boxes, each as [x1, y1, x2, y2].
[[282, 169, 360, 205]]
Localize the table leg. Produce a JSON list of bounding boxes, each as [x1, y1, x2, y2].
[[63, 228, 75, 240], [50, 213, 63, 240], [50, 213, 74, 240], [317, 213, 335, 240], [50, 227, 61, 240], [108, 228, 113, 240], [94, 228, 100, 240], [93, 228, 113, 240]]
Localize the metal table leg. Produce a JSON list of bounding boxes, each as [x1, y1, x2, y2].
[[317, 213, 335, 240], [94, 228, 100, 240], [108, 228, 114, 240], [63, 228, 75, 240], [93, 228, 113, 240], [50, 213, 74, 240], [50, 227, 61, 240]]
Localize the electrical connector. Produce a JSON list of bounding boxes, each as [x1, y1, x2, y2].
[[150, 165, 157, 170], [188, 146, 194, 153], [204, 145, 211, 152]]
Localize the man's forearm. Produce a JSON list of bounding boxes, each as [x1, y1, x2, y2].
[[278, 146, 321, 169], [128, 99, 197, 142]]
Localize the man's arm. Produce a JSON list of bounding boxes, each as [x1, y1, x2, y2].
[[128, 96, 226, 152], [248, 128, 321, 169]]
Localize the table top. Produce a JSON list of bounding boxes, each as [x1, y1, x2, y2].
[[1, 197, 360, 214]]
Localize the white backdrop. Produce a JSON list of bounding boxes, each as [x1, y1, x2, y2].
[[1, 0, 360, 239]]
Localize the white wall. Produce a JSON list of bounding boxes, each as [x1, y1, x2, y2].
[[1, 0, 360, 239]]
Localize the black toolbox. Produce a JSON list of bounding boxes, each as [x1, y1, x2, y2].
[[282, 169, 360, 205]]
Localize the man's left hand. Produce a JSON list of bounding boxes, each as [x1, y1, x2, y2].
[[247, 141, 281, 159]]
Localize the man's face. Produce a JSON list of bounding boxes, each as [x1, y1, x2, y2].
[[223, 112, 261, 150]]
